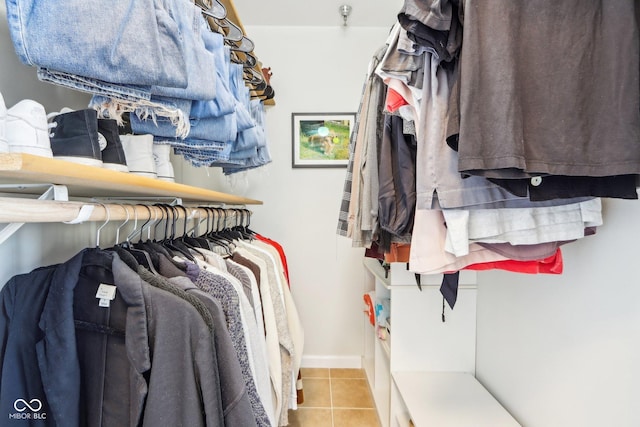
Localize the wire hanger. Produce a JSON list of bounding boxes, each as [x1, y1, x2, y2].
[[95, 203, 110, 248], [229, 36, 255, 54], [194, 0, 227, 19], [207, 16, 245, 42], [124, 204, 141, 243], [114, 203, 131, 245]]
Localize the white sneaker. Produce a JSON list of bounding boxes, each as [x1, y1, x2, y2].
[[152, 143, 175, 182], [0, 93, 8, 153], [119, 134, 157, 178], [5, 99, 53, 158]]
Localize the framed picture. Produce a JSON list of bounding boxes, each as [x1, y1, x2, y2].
[[291, 112, 356, 168]]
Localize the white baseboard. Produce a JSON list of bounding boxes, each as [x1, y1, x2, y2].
[[301, 355, 362, 369]]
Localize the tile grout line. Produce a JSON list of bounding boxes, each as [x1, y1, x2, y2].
[[299, 369, 373, 426], [329, 372, 334, 427]]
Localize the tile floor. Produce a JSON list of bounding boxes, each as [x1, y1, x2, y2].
[[287, 368, 381, 427]]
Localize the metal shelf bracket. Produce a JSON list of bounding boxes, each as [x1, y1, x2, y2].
[[0, 184, 69, 245]]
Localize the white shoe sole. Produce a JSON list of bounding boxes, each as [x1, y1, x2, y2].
[[103, 163, 130, 173], [53, 155, 103, 167], [9, 144, 53, 158], [130, 171, 157, 178]]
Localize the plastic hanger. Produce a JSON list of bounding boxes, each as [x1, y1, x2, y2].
[[137, 204, 175, 265], [235, 208, 255, 240], [201, 207, 234, 255], [218, 208, 243, 241], [185, 207, 214, 250], [155, 204, 196, 262], [167, 205, 198, 262], [130, 205, 164, 272], [178, 205, 211, 250], [119, 205, 159, 274]]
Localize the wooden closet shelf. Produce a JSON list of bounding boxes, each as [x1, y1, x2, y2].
[[0, 153, 262, 205]]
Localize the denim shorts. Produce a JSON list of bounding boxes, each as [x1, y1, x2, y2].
[[198, 32, 237, 117], [161, 136, 229, 154], [5, 0, 187, 87], [222, 146, 272, 175], [191, 85, 235, 120], [250, 99, 266, 127], [172, 139, 239, 167], [152, 0, 217, 101], [229, 63, 251, 106], [189, 112, 238, 142], [231, 125, 263, 153], [234, 104, 256, 132], [123, 96, 193, 138]]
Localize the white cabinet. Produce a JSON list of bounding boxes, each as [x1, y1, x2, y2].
[[362, 258, 520, 427]]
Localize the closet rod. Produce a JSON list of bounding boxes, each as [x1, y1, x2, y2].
[[0, 197, 250, 224]]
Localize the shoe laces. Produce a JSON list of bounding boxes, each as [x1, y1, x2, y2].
[[46, 120, 57, 138], [46, 111, 61, 137]]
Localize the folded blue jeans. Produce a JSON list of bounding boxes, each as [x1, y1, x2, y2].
[[151, 0, 217, 101], [38, 69, 152, 102], [5, 0, 187, 87]]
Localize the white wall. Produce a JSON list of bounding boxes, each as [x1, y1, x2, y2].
[[476, 197, 640, 426]]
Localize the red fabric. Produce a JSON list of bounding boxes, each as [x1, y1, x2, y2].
[[385, 87, 409, 113], [387, 243, 564, 274], [462, 249, 564, 274], [363, 293, 376, 326], [255, 234, 291, 286]]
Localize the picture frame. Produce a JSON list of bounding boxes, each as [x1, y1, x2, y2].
[[291, 112, 356, 168]]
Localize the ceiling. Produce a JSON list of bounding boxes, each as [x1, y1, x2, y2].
[[230, 0, 403, 28]]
